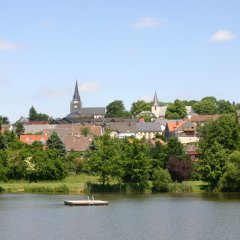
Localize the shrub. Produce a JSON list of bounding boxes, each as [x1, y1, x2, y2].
[[152, 168, 172, 192]]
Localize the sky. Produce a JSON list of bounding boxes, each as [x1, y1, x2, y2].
[[0, 0, 240, 122]]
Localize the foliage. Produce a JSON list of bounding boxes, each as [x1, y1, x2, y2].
[[167, 155, 192, 182], [130, 100, 151, 116], [15, 122, 25, 136], [198, 114, 240, 151], [29, 106, 49, 121], [167, 137, 186, 161], [0, 115, 9, 127], [198, 141, 228, 188], [81, 127, 90, 137], [46, 132, 66, 156], [105, 100, 131, 118], [218, 151, 240, 192], [165, 99, 187, 119], [152, 168, 172, 192]]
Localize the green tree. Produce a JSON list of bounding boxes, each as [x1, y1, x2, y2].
[[165, 99, 187, 119], [193, 96, 218, 114], [198, 141, 228, 189], [29, 106, 38, 121], [130, 100, 151, 116], [105, 100, 131, 118], [0, 115, 9, 125], [81, 127, 90, 137], [152, 168, 172, 192], [218, 151, 240, 192], [198, 114, 240, 151], [46, 132, 66, 156], [29, 106, 49, 121], [15, 122, 25, 136], [217, 100, 235, 114]]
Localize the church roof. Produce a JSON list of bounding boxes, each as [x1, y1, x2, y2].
[[81, 107, 106, 115]]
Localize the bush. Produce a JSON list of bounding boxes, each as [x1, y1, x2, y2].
[[0, 186, 4, 192], [152, 168, 172, 192]]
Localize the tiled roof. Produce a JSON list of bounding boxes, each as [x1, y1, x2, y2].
[[190, 114, 219, 122], [64, 135, 92, 152], [167, 120, 187, 132], [81, 107, 106, 115], [107, 121, 137, 133], [136, 122, 163, 132], [20, 135, 48, 145]]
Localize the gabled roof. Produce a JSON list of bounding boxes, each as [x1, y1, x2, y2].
[[166, 120, 187, 132], [81, 107, 106, 115], [136, 122, 163, 132]]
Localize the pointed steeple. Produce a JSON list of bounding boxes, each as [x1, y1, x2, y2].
[[70, 81, 82, 114], [73, 81, 81, 101], [153, 92, 159, 106]]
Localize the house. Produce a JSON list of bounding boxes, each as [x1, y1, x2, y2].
[[105, 119, 137, 138], [136, 122, 163, 140], [185, 144, 201, 162], [20, 135, 48, 145], [164, 119, 199, 144]]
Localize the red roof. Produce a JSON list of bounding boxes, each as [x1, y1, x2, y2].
[[167, 120, 187, 132], [20, 135, 48, 145]]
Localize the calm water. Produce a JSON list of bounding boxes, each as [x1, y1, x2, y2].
[[1, 193, 240, 240]]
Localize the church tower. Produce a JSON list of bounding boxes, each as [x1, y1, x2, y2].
[[151, 92, 161, 118], [70, 81, 82, 114]]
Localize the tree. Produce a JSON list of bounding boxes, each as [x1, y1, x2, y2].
[[167, 137, 186, 161], [198, 141, 228, 189], [217, 100, 235, 114], [81, 127, 90, 137], [130, 100, 151, 116], [29, 106, 49, 121], [0, 115, 9, 125], [198, 114, 240, 151], [29, 106, 38, 121], [167, 155, 192, 182], [165, 99, 187, 119], [105, 100, 131, 118], [15, 122, 25, 136], [193, 96, 218, 114], [218, 151, 240, 192], [46, 132, 66, 156], [152, 168, 172, 192]]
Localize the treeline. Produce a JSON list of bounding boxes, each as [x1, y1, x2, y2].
[[106, 96, 239, 120]]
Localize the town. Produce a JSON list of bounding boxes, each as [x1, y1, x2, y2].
[[1, 81, 240, 193]]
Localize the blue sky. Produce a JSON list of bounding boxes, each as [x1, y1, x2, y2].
[[0, 0, 240, 122]]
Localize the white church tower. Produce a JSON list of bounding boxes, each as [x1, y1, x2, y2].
[[151, 92, 161, 118]]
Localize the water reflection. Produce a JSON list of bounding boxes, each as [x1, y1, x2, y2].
[[0, 193, 240, 240]]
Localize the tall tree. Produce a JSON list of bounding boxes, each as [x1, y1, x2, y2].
[[165, 99, 187, 119], [193, 96, 218, 114], [46, 132, 66, 156], [29, 106, 38, 121], [15, 122, 25, 136], [105, 100, 131, 118], [198, 114, 240, 151]]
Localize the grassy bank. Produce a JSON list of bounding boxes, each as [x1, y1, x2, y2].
[[0, 174, 207, 194], [0, 174, 98, 194]]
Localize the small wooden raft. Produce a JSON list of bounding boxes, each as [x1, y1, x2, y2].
[[64, 200, 109, 206]]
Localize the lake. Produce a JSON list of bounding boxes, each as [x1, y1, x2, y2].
[[0, 193, 240, 240]]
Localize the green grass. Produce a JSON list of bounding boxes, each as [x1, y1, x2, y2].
[[0, 174, 98, 194], [0, 175, 207, 194]]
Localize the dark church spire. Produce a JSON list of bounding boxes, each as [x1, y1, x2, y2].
[[73, 81, 81, 101], [70, 81, 82, 114]]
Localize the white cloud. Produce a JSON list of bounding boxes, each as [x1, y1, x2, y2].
[[132, 17, 165, 29], [210, 30, 236, 41], [0, 39, 16, 50], [79, 81, 101, 93]]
